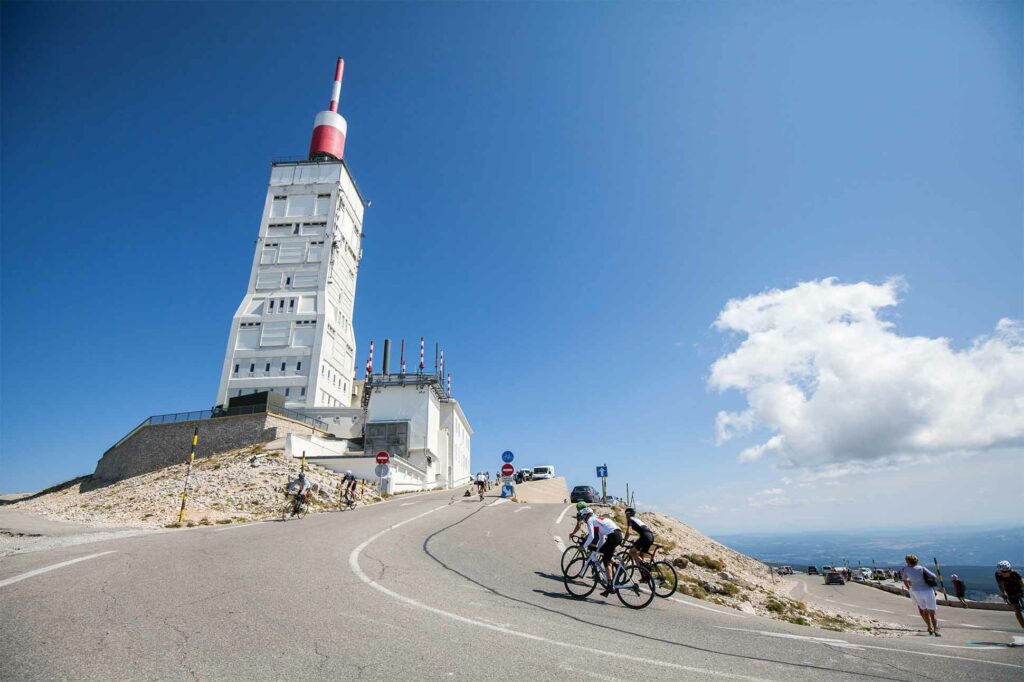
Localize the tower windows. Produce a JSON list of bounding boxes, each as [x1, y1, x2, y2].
[[296, 361, 302, 371], [285, 388, 290, 397], [269, 300, 275, 310], [281, 362, 286, 371], [265, 362, 271, 372], [249, 363, 255, 373], [301, 387, 306, 396], [234, 364, 239, 374]]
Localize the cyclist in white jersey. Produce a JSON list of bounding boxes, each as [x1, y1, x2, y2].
[[581, 508, 624, 596]]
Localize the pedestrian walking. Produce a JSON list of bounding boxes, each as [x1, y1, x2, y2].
[[901, 554, 941, 636], [994, 560, 1024, 629], [950, 574, 967, 608]]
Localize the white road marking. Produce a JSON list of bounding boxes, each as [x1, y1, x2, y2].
[[866, 608, 894, 614], [0, 551, 117, 588], [212, 521, 268, 532], [555, 504, 573, 525], [668, 596, 747, 618], [391, 491, 433, 503], [714, 626, 1022, 670], [553, 536, 566, 553], [349, 506, 776, 681], [513, 506, 531, 513], [1012, 636, 1024, 647], [487, 499, 509, 507], [400, 502, 420, 507]]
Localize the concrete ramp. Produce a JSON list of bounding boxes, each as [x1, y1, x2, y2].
[[514, 476, 569, 504]]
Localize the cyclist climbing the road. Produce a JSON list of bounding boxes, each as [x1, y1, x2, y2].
[[339, 470, 359, 506], [287, 471, 311, 516], [623, 507, 655, 564], [569, 501, 589, 540], [475, 472, 487, 499], [580, 507, 624, 597]]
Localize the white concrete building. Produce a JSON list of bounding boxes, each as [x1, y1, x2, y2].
[[216, 60, 364, 410], [287, 374, 473, 492]]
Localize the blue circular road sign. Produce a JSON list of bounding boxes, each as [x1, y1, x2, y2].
[[502, 451, 514, 463]]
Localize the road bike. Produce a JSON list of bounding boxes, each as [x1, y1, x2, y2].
[[560, 533, 589, 574], [281, 491, 309, 520], [622, 541, 677, 598], [563, 549, 656, 609]]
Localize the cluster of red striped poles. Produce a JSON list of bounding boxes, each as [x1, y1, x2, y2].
[[365, 340, 374, 378]]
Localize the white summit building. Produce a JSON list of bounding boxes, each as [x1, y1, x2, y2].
[[216, 59, 362, 410]]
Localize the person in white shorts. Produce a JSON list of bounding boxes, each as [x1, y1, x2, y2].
[[901, 554, 941, 636]]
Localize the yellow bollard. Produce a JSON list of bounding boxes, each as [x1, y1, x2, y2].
[[177, 428, 199, 524]]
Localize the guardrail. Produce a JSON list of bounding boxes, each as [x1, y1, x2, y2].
[[105, 405, 327, 454]]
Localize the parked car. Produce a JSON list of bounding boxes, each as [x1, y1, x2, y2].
[[570, 485, 597, 503], [513, 470, 533, 484], [824, 571, 846, 585], [531, 465, 555, 480], [807, 566, 819, 575]]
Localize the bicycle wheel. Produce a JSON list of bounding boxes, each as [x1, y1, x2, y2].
[[563, 557, 599, 598], [560, 545, 584, 574], [650, 561, 678, 598], [616, 565, 656, 609]]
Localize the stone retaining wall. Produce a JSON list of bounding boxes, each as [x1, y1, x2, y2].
[[92, 413, 324, 484]]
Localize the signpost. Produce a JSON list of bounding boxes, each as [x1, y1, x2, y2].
[[596, 464, 608, 503], [500, 463, 514, 477], [502, 483, 514, 498], [501, 451, 514, 463], [375, 452, 390, 495]]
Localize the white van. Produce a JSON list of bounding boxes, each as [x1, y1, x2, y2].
[[531, 465, 555, 480]]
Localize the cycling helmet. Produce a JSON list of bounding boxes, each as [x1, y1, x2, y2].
[[625, 507, 636, 517], [997, 560, 1012, 570], [579, 507, 594, 518], [575, 501, 588, 510], [346, 470, 353, 476]]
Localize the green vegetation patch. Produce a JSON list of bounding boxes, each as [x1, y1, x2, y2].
[[686, 553, 726, 571]]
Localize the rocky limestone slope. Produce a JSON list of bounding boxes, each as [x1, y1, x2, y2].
[[597, 506, 904, 636], [11, 444, 379, 528]]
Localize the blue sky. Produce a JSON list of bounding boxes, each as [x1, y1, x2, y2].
[[2, 2, 1021, 533]]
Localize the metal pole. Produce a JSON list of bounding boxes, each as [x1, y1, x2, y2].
[[933, 557, 949, 605], [177, 428, 198, 523]]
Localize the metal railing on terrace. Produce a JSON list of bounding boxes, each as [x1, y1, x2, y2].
[[106, 404, 327, 454]]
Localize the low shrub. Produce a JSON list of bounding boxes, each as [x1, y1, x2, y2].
[[765, 599, 786, 614], [720, 582, 740, 597], [686, 554, 726, 571]]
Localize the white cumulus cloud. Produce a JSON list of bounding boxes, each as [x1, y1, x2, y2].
[[709, 278, 1024, 473]]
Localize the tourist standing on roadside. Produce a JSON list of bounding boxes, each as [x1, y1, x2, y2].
[[901, 554, 941, 636], [995, 561, 1024, 629], [950, 574, 967, 608]]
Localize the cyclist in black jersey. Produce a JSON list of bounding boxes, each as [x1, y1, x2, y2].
[[623, 507, 655, 564]]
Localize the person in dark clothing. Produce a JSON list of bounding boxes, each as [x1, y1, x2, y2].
[[995, 561, 1024, 629], [950, 574, 967, 608], [622, 507, 656, 564]]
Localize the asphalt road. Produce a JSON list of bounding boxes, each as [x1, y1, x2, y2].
[[784, 574, 1024, 645], [2, 488, 1022, 681]]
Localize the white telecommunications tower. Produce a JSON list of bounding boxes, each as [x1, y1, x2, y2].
[[216, 58, 365, 409]]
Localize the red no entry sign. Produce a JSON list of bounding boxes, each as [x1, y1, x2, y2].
[[376, 451, 390, 465], [500, 463, 514, 477]]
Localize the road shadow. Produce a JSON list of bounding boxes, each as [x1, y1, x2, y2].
[[534, 571, 565, 584]]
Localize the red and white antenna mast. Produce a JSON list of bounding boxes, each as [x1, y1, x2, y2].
[[365, 339, 374, 379], [419, 337, 425, 372], [400, 339, 407, 374], [309, 58, 348, 161]]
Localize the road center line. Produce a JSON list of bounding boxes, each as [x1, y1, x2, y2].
[[668, 596, 746, 618], [555, 504, 573, 525], [0, 551, 117, 588], [713, 626, 1022, 670], [349, 506, 776, 682]]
